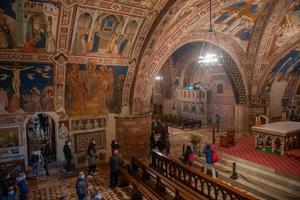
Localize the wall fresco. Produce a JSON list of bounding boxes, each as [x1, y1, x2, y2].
[[271, 2, 300, 53], [0, 63, 54, 114], [65, 63, 127, 116], [0, 0, 59, 53], [71, 10, 141, 58]]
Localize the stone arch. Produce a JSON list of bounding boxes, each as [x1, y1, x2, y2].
[[131, 29, 248, 114]]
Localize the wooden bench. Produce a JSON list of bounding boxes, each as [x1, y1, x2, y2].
[[220, 129, 235, 147], [132, 158, 208, 200], [119, 166, 163, 200]]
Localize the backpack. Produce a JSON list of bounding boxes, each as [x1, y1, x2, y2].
[[188, 152, 195, 162], [212, 152, 218, 163], [31, 154, 39, 163]]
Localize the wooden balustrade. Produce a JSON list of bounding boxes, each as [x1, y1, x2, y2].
[[151, 151, 258, 200]]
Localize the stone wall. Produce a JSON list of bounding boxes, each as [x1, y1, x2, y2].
[[115, 114, 151, 159]]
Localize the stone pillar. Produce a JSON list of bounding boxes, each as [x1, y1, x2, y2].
[[115, 113, 151, 159]]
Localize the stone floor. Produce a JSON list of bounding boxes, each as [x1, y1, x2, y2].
[[27, 165, 133, 200]]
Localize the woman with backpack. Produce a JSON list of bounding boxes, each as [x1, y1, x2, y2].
[[30, 146, 42, 179], [183, 145, 195, 166], [87, 139, 97, 175], [203, 144, 217, 178]]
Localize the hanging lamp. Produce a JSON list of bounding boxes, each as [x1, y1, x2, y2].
[[198, 0, 223, 68]]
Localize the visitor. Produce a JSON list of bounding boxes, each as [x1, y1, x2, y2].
[[30, 146, 42, 179], [87, 139, 97, 175], [76, 171, 88, 200], [91, 192, 103, 200], [0, 173, 14, 198], [149, 133, 156, 158], [63, 140, 72, 173], [183, 145, 193, 166], [41, 140, 51, 176], [16, 173, 28, 200], [109, 149, 121, 188], [4, 186, 19, 200], [165, 137, 170, 155], [203, 144, 216, 178], [111, 140, 121, 156]]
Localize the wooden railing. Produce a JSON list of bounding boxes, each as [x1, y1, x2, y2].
[[151, 151, 258, 200], [132, 158, 208, 200]]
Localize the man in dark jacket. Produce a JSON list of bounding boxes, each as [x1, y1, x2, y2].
[[109, 149, 121, 188], [41, 140, 51, 176], [203, 144, 216, 178], [63, 141, 72, 172], [111, 140, 121, 156], [76, 171, 88, 200]]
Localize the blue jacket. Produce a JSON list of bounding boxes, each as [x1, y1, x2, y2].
[[16, 177, 28, 194], [204, 148, 213, 164]]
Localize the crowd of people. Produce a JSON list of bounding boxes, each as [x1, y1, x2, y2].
[[150, 119, 171, 156]]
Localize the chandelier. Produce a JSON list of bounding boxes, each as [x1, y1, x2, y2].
[[198, 0, 223, 67]]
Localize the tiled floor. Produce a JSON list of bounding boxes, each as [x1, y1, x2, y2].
[[27, 166, 132, 200]]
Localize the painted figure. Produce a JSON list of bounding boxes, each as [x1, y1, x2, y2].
[[90, 32, 101, 53], [0, 64, 33, 96], [46, 31, 56, 53], [0, 87, 8, 112]]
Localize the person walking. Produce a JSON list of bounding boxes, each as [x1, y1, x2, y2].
[[41, 140, 51, 176], [87, 139, 97, 175], [76, 172, 88, 200], [63, 141, 72, 173], [183, 145, 192, 165], [16, 173, 28, 200], [109, 149, 121, 188], [203, 144, 216, 178], [30, 146, 42, 179]]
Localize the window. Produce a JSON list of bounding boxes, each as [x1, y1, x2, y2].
[[217, 84, 223, 94]]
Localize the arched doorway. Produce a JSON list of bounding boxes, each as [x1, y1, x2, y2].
[[26, 113, 56, 164]]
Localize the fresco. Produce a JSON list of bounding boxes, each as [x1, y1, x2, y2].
[[209, 0, 266, 50], [0, 0, 59, 53], [271, 1, 300, 52], [0, 63, 54, 115], [72, 12, 140, 58], [271, 50, 300, 76], [0, 127, 19, 149], [114, 0, 157, 9], [65, 63, 127, 116]]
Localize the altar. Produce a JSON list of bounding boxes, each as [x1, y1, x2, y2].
[[252, 121, 300, 155]]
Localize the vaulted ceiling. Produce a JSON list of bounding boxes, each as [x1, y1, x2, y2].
[[0, 0, 299, 114]]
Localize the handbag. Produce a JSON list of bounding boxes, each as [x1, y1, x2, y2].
[[212, 152, 218, 163]]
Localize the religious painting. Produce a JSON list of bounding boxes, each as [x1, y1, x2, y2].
[[271, 2, 300, 53], [0, 0, 59, 53], [71, 10, 140, 58], [114, 0, 157, 9], [65, 63, 127, 116], [0, 126, 19, 149], [206, 0, 266, 50], [0, 63, 54, 115]]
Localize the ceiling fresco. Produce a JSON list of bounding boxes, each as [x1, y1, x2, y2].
[[270, 1, 300, 54], [207, 0, 267, 51], [0, 0, 299, 115], [113, 0, 158, 9]]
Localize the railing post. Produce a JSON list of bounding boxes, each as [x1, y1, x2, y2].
[[230, 162, 238, 180]]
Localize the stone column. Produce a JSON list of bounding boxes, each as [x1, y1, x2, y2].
[[115, 113, 151, 159]]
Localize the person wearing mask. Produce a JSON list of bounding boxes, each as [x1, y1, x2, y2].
[[5, 186, 19, 200], [203, 144, 216, 178], [16, 173, 28, 200], [110, 140, 120, 156], [109, 149, 121, 188], [30, 146, 42, 179], [63, 140, 72, 173], [76, 171, 88, 200], [87, 139, 97, 175], [41, 140, 51, 176]]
